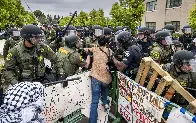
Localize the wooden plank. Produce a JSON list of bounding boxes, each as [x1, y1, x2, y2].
[[155, 79, 167, 96], [139, 60, 151, 86], [187, 99, 196, 114], [147, 70, 159, 91], [171, 79, 195, 102], [164, 86, 175, 100], [135, 59, 146, 83]]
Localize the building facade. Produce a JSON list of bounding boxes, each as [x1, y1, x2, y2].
[[141, 0, 195, 32]]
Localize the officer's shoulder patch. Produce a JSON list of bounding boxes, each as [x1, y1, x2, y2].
[[58, 47, 69, 54], [6, 52, 12, 61]]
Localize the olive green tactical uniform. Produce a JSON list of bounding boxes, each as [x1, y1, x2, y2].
[[162, 63, 196, 104], [3, 37, 21, 59], [1, 41, 58, 90], [55, 46, 86, 76], [150, 42, 173, 64]]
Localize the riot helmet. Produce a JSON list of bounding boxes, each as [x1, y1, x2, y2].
[[64, 25, 76, 36], [117, 31, 133, 49], [155, 31, 172, 46], [173, 50, 195, 72], [9, 28, 20, 40], [137, 27, 150, 40], [172, 40, 184, 51], [163, 24, 175, 34], [20, 24, 43, 45], [75, 26, 84, 37], [65, 35, 80, 49], [182, 25, 192, 35], [116, 26, 124, 32], [90, 25, 103, 40], [103, 27, 112, 36]]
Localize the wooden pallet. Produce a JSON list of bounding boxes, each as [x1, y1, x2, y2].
[[135, 57, 196, 114]]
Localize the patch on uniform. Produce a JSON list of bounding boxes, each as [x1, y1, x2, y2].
[[6, 53, 12, 61], [58, 47, 69, 54], [80, 56, 84, 62], [151, 51, 160, 60], [124, 51, 130, 57], [179, 81, 187, 87], [41, 48, 45, 52]]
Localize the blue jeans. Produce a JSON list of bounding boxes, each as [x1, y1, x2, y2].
[[89, 77, 109, 123]]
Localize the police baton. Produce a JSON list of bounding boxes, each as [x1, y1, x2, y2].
[[43, 77, 81, 88]]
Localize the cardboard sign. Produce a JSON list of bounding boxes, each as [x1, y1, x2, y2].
[[42, 72, 111, 123], [117, 72, 196, 123], [118, 72, 165, 123]]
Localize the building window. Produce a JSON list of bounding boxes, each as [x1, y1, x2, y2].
[[146, 22, 156, 30], [166, 0, 182, 8], [165, 21, 180, 32], [146, 0, 157, 11]]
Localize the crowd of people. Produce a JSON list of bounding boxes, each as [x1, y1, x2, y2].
[[0, 22, 196, 123]]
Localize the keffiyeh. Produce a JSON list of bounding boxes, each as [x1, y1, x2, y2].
[[0, 82, 45, 123]]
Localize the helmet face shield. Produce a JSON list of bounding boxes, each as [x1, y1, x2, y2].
[[188, 59, 196, 72], [94, 29, 102, 37], [12, 31, 20, 37], [67, 30, 76, 36], [138, 33, 145, 40], [184, 28, 192, 34], [164, 36, 173, 45]]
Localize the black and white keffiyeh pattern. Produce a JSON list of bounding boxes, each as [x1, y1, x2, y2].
[[0, 82, 45, 123]]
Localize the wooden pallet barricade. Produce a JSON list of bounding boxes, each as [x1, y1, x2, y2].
[[135, 57, 196, 114]]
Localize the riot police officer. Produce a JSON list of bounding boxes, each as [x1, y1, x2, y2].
[[3, 28, 21, 59], [1, 24, 58, 91], [115, 31, 142, 79], [64, 25, 76, 36], [150, 30, 173, 64], [55, 35, 90, 84], [87, 25, 103, 48], [172, 40, 184, 52], [179, 25, 193, 50], [162, 50, 196, 105], [137, 27, 153, 55]]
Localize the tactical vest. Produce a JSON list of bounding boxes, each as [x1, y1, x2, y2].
[[14, 43, 46, 81], [57, 47, 79, 76]]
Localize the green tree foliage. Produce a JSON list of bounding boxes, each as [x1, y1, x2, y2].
[[77, 11, 89, 26], [110, 0, 145, 33], [189, 3, 196, 30], [58, 0, 145, 29], [0, 0, 36, 29], [33, 10, 47, 24]]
